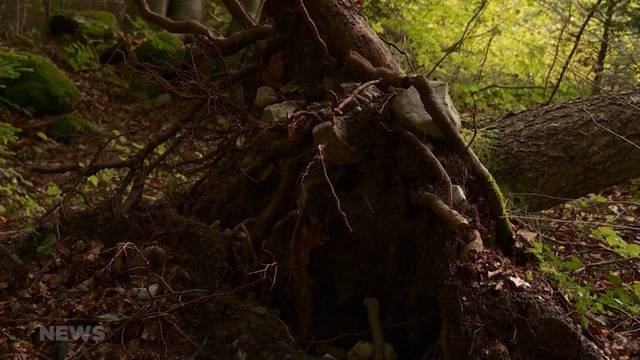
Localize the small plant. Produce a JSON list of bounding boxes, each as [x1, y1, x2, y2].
[[62, 42, 100, 72], [592, 226, 640, 257], [530, 229, 640, 328], [36, 233, 58, 256], [0, 122, 43, 217]]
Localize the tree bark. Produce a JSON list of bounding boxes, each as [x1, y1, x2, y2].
[[473, 88, 640, 211], [148, 0, 170, 16], [167, 0, 204, 21]]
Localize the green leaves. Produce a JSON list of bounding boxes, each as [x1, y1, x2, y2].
[[36, 233, 58, 256], [592, 226, 640, 257], [62, 42, 100, 73], [529, 221, 640, 328]]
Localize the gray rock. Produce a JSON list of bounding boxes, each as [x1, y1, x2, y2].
[[452, 184, 467, 205], [430, 81, 462, 129], [347, 341, 373, 360], [254, 86, 278, 108], [313, 120, 364, 166], [260, 102, 297, 125], [134, 283, 159, 300], [392, 81, 461, 139]]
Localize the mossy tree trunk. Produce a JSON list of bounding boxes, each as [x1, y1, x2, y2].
[[473, 88, 640, 211]]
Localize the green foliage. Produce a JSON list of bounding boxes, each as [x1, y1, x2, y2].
[[36, 233, 58, 256], [530, 227, 640, 328], [48, 113, 103, 140], [0, 122, 20, 157], [0, 51, 32, 87], [135, 31, 186, 65], [77, 10, 119, 40], [123, 14, 152, 34], [0, 48, 80, 116], [363, 0, 639, 113], [592, 226, 640, 257], [0, 122, 43, 218], [62, 42, 100, 72]]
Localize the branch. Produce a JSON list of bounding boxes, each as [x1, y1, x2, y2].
[[472, 84, 545, 94], [393, 125, 452, 206], [546, 0, 603, 104], [203, 25, 274, 57], [426, 0, 487, 77], [221, 0, 257, 29], [296, 0, 331, 59], [131, 0, 273, 57], [30, 159, 133, 176], [131, 0, 218, 38]]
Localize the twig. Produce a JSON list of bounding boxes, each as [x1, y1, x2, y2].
[[544, 4, 571, 96], [508, 215, 640, 231], [574, 256, 640, 273], [221, 0, 257, 28], [334, 79, 380, 114], [317, 145, 353, 233], [546, 0, 603, 104], [295, 0, 331, 59], [380, 36, 417, 74], [426, 0, 487, 77], [466, 92, 478, 149]]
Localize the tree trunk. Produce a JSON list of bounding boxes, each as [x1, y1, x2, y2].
[[592, 0, 616, 94], [167, 0, 203, 21], [148, 0, 170, 16], [474, 88, 640, 211]]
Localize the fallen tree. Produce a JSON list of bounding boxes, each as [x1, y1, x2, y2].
[[473, 88, 640, 211], [28, 0, 612, 358]]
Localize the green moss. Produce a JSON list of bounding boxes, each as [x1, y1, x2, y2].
[[0, 48, 80, 116], [49, 10, 119, 40], [464, 127, 534, 209], [135, 31, 185, 65], [48, 113, 103, 140]]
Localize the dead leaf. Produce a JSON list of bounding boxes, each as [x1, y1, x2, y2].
[[508, 276, 531, 289], [517, 229, 538, 245]]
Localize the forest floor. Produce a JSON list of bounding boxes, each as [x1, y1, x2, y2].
[[1, 36, 640, 359]]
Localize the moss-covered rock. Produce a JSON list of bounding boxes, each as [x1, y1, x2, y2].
[[135, 31, 185, 65], [48, 113, 103, 140], [0, 48, 80, 116], [49, 10, 119, 40]]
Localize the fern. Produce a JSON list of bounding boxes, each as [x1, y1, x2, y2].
[[63, 42, 100, 72]]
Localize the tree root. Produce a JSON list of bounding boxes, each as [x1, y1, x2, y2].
[[344, 50, 514, 251]]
